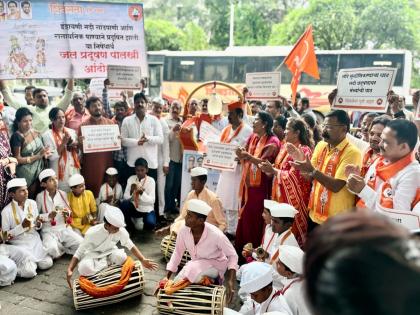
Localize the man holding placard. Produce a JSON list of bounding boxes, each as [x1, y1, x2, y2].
[[215, 101, 252, 237]]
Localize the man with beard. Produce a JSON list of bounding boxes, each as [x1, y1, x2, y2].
[[65, 92, 89, 131], [288, 110, 362, 231], [358, 112, 379, 142], [360, 116, 390, 177], [347, 119, 420, 213], [111, 101, 129, 186], [0, 79, 74, 133], [78, 96, 114, 196]]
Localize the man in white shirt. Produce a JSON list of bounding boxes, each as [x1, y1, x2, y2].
[[121, 92, 163, 219], [151, 98, 170, 223], [20, 1, 32, 19], [120, 158, 156, 231], [66, 205, 158, 288]]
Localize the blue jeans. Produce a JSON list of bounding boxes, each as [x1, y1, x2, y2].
[[164, 161, 182, 213], [120, 200, 156, 230]]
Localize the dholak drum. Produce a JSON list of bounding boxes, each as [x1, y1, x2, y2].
[[160, 234, 191, 267], [156, 284, 226, 315], [73, 260, 145, 310]]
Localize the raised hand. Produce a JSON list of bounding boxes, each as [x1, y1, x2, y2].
[[286, 143, 305, 162], [259, 160, 275, 176], [345, 164, 361, 178]]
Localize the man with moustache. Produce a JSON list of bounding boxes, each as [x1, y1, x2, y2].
[[78, 96, 114, 197], [111, 101, 130, 186], [360, 116, 390, 177], [289, 110, 362, 231], [65, 92, 89, 131], [347, 119, 420, 213]]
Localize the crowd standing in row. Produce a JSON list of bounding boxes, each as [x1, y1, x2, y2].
[[0, 77, 420, 315]]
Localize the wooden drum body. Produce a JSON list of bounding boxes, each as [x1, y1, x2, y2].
[[160, 234, 191, 267], [156, 284, 226, 315], [73, 260, 145, 310]]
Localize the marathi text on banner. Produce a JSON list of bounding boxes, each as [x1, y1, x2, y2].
[[203, 142, 238, 172], [107, 65, 142, 89], [199, 121, 221, 144], [332, 67, 397, 112], [376, 206, 420, 231], [81, 124, 121, 153], [0, 2, 147, 79], [245, 72, 281, 100]]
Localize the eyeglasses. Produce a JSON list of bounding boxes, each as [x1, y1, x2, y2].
[[321, 124, 345, 129]]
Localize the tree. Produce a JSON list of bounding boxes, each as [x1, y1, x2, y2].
[[204, 0, 230, 48], [181, 22, 209, 50], [144, 19, 185, 51]]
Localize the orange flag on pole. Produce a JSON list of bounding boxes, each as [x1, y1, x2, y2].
[[284, 25, 319, 103], [178, 86, 189, 107]]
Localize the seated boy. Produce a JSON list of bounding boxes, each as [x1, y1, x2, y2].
[[97, 167, 123, 223]]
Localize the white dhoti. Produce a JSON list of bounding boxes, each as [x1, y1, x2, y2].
[[78, 248, 127, 276], [0, 243, 37, 278], [42, 226, 84, 259], [0, 255, 17, 286], [157, 165, 166, 216]]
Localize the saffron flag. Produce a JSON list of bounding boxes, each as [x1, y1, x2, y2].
[[284, 25, 319, 103], [178, 86, 189, 107]]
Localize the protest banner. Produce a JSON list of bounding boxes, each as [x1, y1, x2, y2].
[[107, 65, 142, 89], [203, 142, 238, 172], [377, 206, 420, 231], [180, 150, 220, 207], [245, 72, 281, 100], [332, 67, 396, 112], [0, 1, 147, 79], [81, 124, 121, 153], [199, 121, 221, 144]]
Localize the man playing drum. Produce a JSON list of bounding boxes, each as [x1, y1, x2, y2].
[[160, 199, 238, 303], [66, 205, 158, 288]]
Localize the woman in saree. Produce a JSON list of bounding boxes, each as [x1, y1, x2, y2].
[[42, 107, 81, 192], [259, 117, 313, 247], [10, 107, 51, 197], [235, 111, 280, 257]]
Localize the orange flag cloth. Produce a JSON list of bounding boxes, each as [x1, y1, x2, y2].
[[284, 24, 320, 104], [78, 256, 135, 298]]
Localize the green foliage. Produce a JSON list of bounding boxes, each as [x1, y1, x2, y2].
[[144, 19, 185, 51], [181, 22, 209, 50], [204, 0, 230, 48]]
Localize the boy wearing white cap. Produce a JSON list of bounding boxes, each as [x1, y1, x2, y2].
[[1, 178, 53, 275], [275, 245, 311, 315], [157, 166, 226, 235], [269, 203, 299, 263], [161, 199, 238, 303], [237, 261, 292, 315], [67, 173, 97, 235], [97, 167, 123, 222], [66, 205, 158, 287], [36, 169, 83, 258]]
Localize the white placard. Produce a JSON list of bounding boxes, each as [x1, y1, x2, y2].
[[81, 124, 121, 153], [245, 72, 281, 100], [377, 207, 420, 231], [107, 65, 142, 89], [199, 121, 221, 144], [332, 67, 396, 112], [203, 142, 238, 172]]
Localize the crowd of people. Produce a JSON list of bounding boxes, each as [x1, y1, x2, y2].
[[0, 77, 420, 315]]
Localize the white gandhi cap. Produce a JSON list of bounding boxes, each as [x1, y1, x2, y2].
[[278, 245, 304, 275], [187, 199, 212, 216], [7, 178, 27, 191], [106, 167, 118, 176], [264, 199, 280, 211], [239, 261, 273, 294], [39, 169, 56, 182], [190, 167, 208, 177], [104, 205, 126, 228], [68, 174, 85, 187], [270, 203, 298, 218], [152, 97, 164, 105]]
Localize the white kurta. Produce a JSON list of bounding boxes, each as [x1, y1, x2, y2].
[[0, 254, 17, 286], [215, 123, 252, 234], [97, 183, 123, 222], [283, 279, 312, 315], [36, 189, 83, 258], [157, 117, 170, 215], [252, 225, 279, 262], [42, 128, 80, 192], [0, 243, 37, 278], [239, 288, 293, 315], [124, 175, 156, 213], [1, 199, 53, 270], [74, 224, 134, 276]]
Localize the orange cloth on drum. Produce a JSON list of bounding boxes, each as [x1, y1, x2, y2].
[[78, 256, 135, 298]]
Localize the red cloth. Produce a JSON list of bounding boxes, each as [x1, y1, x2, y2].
[[235, 135, 280, 257]]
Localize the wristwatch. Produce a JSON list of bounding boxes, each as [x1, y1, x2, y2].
[[310, 168, 317, 178]]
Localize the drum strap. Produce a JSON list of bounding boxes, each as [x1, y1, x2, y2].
[[78, 256, 135, 298]]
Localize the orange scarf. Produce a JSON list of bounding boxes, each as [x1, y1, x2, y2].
[[220, 122, 244, 143], [309, 143, 348, 222], [361, 148, 379, 177], [270, 229, 292, 264], [238, 134, 269, 217], [133, 176, 147, 208], [78, 257, 135, 298], [52, 127, 80, 180], [358, 153, 419, 209]]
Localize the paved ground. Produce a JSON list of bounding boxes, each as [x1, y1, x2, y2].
[[0, 230, 241, 314]]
